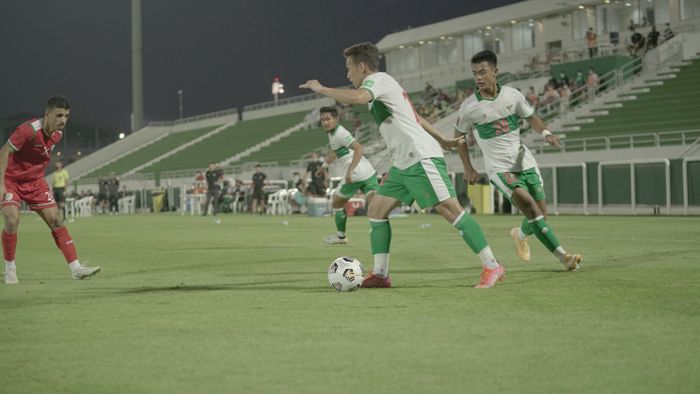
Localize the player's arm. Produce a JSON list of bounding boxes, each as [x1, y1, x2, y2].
[[455, 130, 480, 185], [299, 80, 372, 105], [525, 115, 561, 147], [344, 141, 364, 184], [318, 151, 336, 177], [418, 115, 465, 149]]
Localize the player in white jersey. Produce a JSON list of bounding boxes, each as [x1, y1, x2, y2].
[[455, 50, 581, 270], [301, 42, 506, 289], [316, 106, 379, 245]]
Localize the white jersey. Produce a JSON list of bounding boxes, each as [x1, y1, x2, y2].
[[360, 72, 444, 170], [455, 85, 538, 174], [328, 124, 376, 182]]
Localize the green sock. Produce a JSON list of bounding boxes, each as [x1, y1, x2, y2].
[[370, 219, 391, 254], [520, 217, 534, 236], [334, 208, 347, 236], [529, 216, 561, 253], [454, 212, 488, 254]]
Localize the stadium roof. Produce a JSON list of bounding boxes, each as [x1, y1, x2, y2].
[[376, 0, 597, 51]]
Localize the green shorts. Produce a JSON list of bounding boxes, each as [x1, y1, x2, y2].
[[336, 175, 379, 199], [490, 167, 546, 202], [378, 158, 456, 209]]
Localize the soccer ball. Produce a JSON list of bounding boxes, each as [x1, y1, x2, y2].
[[327, 256, 365, 292]]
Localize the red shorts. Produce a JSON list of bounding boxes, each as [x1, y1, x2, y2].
[[3, 178, 56, 211]]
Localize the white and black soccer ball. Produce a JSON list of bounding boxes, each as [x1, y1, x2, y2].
[[327, 256, 365, 292]]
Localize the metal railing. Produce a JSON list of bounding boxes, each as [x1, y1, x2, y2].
[[147, 108, 238, 127], [531, 129, 700, 154]]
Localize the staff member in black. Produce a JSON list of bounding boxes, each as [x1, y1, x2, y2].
[[203, 162, 224, 217]]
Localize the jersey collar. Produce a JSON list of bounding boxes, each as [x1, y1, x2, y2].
[[475, 84, 501, 102]]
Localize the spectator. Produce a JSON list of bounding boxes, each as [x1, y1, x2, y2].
[[97, 176, 108, 214], [647, 25, 660, 51], [304, 152, 326, 197], [202, 162, 223, 218], [629, 28, 645, 57], [559, 84, 571, 112], [587, 67, 599, 101], [663, 23, 674, 41], [526, 86, 538, 107], [558, 71, 570, 89], [106, 172, 119, 214], [586, 27, 598, 58], [251, 165, 267, 214], [574, 70, 585, 87]]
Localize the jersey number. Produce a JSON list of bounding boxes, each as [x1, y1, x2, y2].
[[493, 118, 510, 135]]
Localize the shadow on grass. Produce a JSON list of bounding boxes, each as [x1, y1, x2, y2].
[[108, 280, 327, 294]]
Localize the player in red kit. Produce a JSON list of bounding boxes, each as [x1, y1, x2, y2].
[[1, 96, 100, 284]]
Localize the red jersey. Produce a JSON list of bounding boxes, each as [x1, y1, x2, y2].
[[6, 119, 63, 183]]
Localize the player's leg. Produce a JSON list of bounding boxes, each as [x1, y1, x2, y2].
[[407, 158, 503, 287], [35, 206, 100, 279], [509, 188, 580, 270], [324, 191, 350, 245], [2, 204, 20, 285], [202, 192, 212, 216], [361, 193, 401, 288]]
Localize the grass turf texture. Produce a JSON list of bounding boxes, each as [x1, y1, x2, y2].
[[1, 213, 699, 393]]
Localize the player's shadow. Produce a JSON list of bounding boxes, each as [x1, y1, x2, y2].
[[115, 280, 326, 294]]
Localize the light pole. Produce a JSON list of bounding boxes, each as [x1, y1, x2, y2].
[[178, 89, 183, 119]]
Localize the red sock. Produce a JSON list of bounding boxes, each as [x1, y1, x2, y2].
[[51, 226, 78, 263], [2, 231, 17, 261]]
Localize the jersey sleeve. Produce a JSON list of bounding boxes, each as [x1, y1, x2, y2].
[[514, 89, 535, 118], [7, 124, 33, 151], [454, 105, 474, 135], [336, 128, 356, 148], [359, 74, 387, 102]]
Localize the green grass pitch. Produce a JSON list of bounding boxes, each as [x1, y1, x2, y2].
[[1, 213, 699, 393]]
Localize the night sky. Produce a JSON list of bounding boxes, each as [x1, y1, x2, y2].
[[1, 0, 522, 131]]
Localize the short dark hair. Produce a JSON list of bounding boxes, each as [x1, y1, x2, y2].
[[343, 42, 381, 71], [255, 164, 262, 168], [320, 106, 338, 118], [47, 96, 70, 110], [471, 50, 498, 67]]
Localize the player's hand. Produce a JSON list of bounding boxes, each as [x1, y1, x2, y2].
[[315, 168, 325, 177], [545, 134, 562, 148], [441, 135, 465, 150], [344, 173, 353, 185], [299, 80, 324, 93], [463, 168, 480, 185]]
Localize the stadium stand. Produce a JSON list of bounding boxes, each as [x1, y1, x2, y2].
[[235, 126, 328, 166], [81, 126, 218, 178], [139, 111, 306, 174], [565, 58, 700, 143]]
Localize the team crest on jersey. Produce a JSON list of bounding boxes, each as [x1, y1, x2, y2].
[[3, 193, 13, 202], [506, 104, 514, 113]]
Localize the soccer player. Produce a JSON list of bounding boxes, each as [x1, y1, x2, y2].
[[301, 42, 506, 289], [251, 165, 267, 214], [1, 96, 100, 285], [52, 160, 69, 221], [454, 51, 581, 270], [316, 106, 378, 245]]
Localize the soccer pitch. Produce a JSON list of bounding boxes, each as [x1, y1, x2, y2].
[[1, 213, 698, 393]]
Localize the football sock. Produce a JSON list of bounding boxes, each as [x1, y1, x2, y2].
[[528, 216, 561, 253], [2, 231, 17, 262], [452, 211, 488, 254], [518, 217, 533, 240], [334, 208, 347, 238], [478, 246, 500, 269], [373, 253, 389, 277], [370, 219, 391, 277], [68, 260, 82, 273], [51, 226, 79, 263], [5, 260, 16, 272]]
